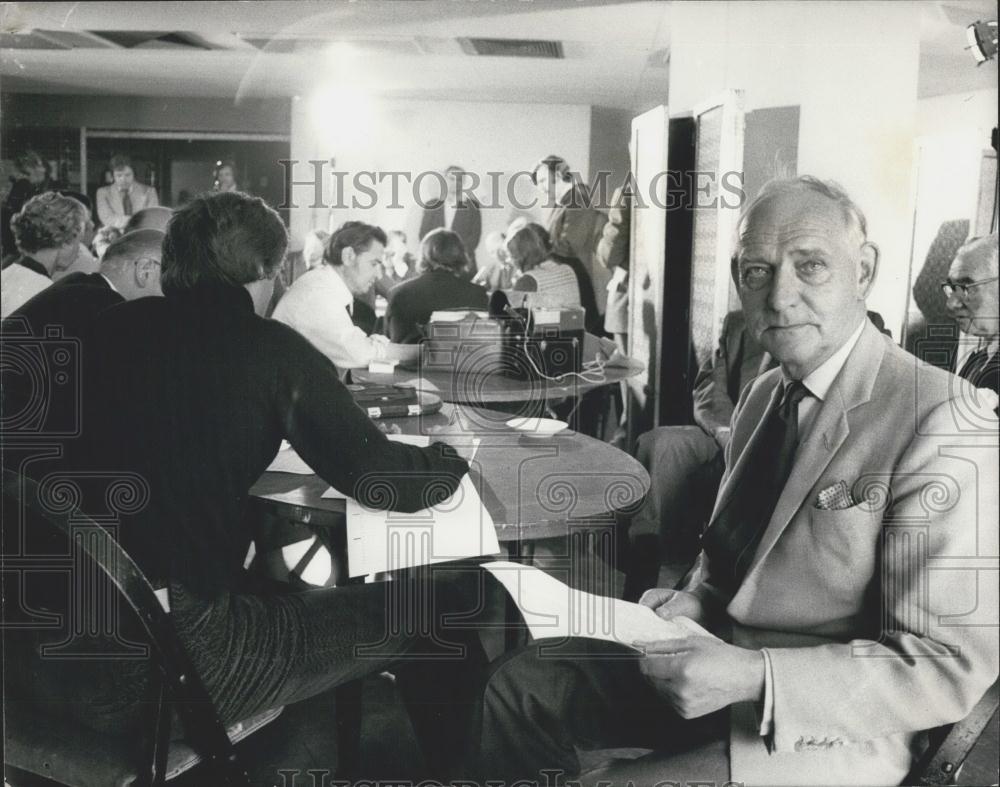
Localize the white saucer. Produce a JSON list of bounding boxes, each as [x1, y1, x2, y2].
[[505, 417, 569, 438]]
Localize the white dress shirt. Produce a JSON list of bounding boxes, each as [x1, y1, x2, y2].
[[272, 264, 387, 371]]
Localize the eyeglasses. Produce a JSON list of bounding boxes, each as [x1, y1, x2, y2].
[[940, 277, 998, 299]]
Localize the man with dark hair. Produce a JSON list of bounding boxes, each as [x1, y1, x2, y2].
[[95, 153, 159, 229], [476, 176, 998, 786], [70, 192, 486, 773], [273, 219, 418, 371], [385, 227, 489, 343], [531, 154, 604, 334]]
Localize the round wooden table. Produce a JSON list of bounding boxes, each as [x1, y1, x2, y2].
[[350, 359, 644, 406], [250, 403, 649, 545]]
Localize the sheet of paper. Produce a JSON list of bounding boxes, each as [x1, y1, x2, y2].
[[265, 446, 315, 474], [483, 561, 715, 648], [347, 473, 500, 577]]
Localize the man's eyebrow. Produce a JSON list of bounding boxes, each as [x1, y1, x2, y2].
[[736, 254, 771, 265], [786, 247, 830, 257]]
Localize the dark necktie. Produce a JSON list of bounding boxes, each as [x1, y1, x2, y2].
[[702, 379, 811, 593], [958, 347, 989, 384], [121, 189, 133, 216]]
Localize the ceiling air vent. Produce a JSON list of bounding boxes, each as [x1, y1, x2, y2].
[[459, 38, 564, 59], [88, 31, 214, 50]]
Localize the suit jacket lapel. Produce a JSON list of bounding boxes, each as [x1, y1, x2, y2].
[[743, 320, 886, 576], [708, 373, 783, 525]]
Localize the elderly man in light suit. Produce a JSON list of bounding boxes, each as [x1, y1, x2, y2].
[[476, 176, 999, 786]]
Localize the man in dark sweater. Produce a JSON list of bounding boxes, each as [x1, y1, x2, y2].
[[29, 193, 487, 774]]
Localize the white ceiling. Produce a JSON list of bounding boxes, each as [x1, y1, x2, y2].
[[0, 0, 995, 108]]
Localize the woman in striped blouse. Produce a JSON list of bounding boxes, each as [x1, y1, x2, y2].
[[507, 222, 583, 311]]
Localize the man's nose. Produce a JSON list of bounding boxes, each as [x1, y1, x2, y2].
[[945, 290, 964, 312], [766, 263, 800, 312]]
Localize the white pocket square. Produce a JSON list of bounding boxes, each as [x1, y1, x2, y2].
[[814, 480, 856, 511]]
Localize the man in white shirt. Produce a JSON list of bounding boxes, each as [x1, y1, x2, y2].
[[272, 221, 417, 372], [475, 177, 999, 786]]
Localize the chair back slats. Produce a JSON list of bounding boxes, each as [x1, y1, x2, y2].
[[2, 468, 251, 786]]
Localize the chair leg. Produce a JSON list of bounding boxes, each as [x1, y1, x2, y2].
[[335, 680, 364, 776]]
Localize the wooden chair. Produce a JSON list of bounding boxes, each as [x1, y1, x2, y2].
[[2, 468, 279, 786], [908, 679, 999, 786], [577, 680, 999, 787]]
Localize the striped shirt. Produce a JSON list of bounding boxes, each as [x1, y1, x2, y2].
[[517, 260, 582, 310]]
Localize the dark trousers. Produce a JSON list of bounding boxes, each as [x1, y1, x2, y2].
[[476, 638, 726, 785], [171, 566, 490, 776], [623, 426, 724, 600]]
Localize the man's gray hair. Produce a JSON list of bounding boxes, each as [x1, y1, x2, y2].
[[955, 233, 999, 276], [736, 175, 869, 252]]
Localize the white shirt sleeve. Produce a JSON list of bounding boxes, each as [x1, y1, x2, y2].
[[273, 277, 386, 371]]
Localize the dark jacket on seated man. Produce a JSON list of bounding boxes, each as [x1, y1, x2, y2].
[[14, 197, 483, 765], [385, 228, 489, 344], [86, 283, 466, 597]]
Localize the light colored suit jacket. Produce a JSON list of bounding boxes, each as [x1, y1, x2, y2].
[[685, 320, 999, 786], [96, 182, 159, 229]]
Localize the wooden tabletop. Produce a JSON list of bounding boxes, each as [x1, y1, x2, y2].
[[250, 403, 650, 543], [350, 359, 645, 405]]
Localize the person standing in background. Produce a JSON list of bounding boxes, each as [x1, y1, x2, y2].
[[96, 154, 159, 229], [214, 159, 239, 193], [531, 155, 605, 334], [419, 165, 482, 278], [2, 151, 53, 258]]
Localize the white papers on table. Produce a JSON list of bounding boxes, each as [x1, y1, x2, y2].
[[483, 561, 715, 649], [346, 472, 500, 577], [265, 445, 314, 474]]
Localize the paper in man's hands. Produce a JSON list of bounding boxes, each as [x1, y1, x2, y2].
[[483, 561, 715, 650]]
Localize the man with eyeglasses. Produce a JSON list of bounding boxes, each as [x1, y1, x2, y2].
[[475, 177, 999, 787], [942, 233, 999, 397], [2, 228, 163, 440]]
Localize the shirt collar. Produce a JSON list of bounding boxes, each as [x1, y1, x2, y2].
[[788, 317, 867, 402], [100, 272, 119, 293], [17, 255, 50, 278], [318, 264, 354, 309]]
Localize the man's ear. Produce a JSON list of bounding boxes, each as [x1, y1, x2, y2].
[[341, 247, 355, 267], [858, 241, 879, 298], [730, 255, 740, 288], [134, 257, 158, 288]]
